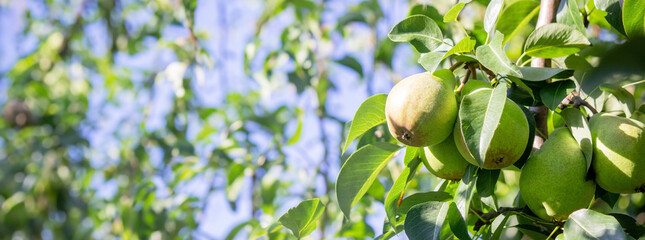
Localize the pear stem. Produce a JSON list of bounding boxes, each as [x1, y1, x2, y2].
[[546, 225, 560, 240]]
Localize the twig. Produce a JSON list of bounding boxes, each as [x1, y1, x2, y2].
[[473, 207, 524, 231], [557, 91, 598, 114], [468, 64, 477, 80], [479, 65, 496, 80], [450, 61, 464, 72], [456, 68, 471, 93]]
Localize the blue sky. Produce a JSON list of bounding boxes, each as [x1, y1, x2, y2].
[[0, 0, 427, 238]]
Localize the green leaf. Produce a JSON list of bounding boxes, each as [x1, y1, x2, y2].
[[404, 201, 451, 240], [278, 198, 326, 238], [490, 213, 510, 240], [608, 213, 645, 239], [403, 146, 422, 166], [539, 80, 575, 111], [564, 209, 627, 240], [483, 0, 504, 35], [599, 84, 636, 117], [444, 0, 472, 22], [623, 0, 645, 39], [560, 108, 594, 173], [196, 122, 216, 142], [514, 106, 537, 169], [507, 76, 536, 105], [336, 221, 375, 239], [385, 150, 422, 229], [335, 55, 364, 78], [518, 67, 574, 81], [343, 94, 388, 153], [557, 0, 586, 35], [458, 84, 508, 166], [418, 51, 446, 73], [454, 165, 478, 221], [336, 142, 402, 218], [448, 202, 471, 240], [523, 23, 590, 58], [476, 31, 523, 78], [398, 191, 453, 215], [476, 169, 500, 197], [594, 0, 625, 35], [496, 1, 541, 44], [389, 15, 444, 53], [286, 109, 304, 145], [409, 4, 446, 30], [444, 37, 477, 60]]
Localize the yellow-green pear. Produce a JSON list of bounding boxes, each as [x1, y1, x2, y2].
[[385, 70, 457, 147], [590, 114, 645, 193], [422, 132, 471, 180], [520, 128, 596, 221], [453, 89, 529, 169]]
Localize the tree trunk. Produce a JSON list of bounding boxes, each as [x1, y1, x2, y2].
[[530, 0, 561, 150]]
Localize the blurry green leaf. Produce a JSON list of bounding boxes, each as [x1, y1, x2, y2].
[[389, 15, 444, 53], [409, 5, 445, 30], [336, 221, 375, 239], [523, 23, 590, 58], [343, 94, 388, 153], [335, 56, 364, 78], [594, 0, 625, 35], [278, 198, 326, 239], [196, 122, 216, 142], [608, 213, 645, 239], [336, 142, 402, 218], [286, 109, 304, 145], [518, 67, 574, 81]]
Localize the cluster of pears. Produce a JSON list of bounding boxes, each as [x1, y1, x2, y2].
[[520, 113, 645, 221], [385, 71, 645, 222], [384, 70, 530, 180]]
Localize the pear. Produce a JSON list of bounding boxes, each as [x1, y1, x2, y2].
[[520, 128, 596, 221], [422, 132, 471, 180], [385, 70, 458, 147], [590, 114, 645, 193], [453, 89, 529, 169]]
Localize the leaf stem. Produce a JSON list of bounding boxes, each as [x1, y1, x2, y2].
[[455, 68, 472, 93], [520, 58, 533, 67], [623, 79, 645, 88], [455, 20, 469, 37], [546, 225, 560, 240], [515, 52, 527, 66]]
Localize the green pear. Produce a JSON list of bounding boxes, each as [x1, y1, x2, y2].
[[453, 89, 529, 169], [422, 132, 471, 180], [385, 70, 457, 147], [520, 128, 595, 221], [590, 114, 645, 193]]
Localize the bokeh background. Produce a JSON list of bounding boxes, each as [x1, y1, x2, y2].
[[2, 0, 643, 239], [0, 0, 435, 239]]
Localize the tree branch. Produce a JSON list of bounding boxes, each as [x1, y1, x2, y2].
[[530, 0, 561, 149]]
